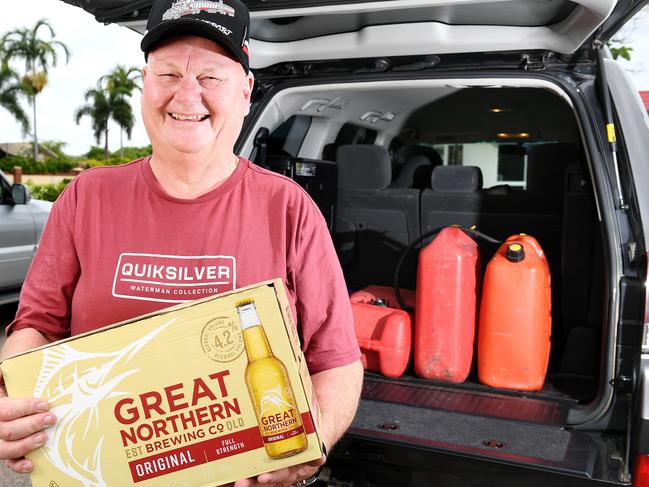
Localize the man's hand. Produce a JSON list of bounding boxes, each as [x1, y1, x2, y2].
[[0, 383, 56, 473], [0, 327, 56, 474], [233, 455, 325, 487]]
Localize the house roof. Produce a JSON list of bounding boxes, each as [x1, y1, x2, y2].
[[640, 91, 649, 111], [0, 142, 57, 159]]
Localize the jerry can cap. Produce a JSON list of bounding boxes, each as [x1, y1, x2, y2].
[[505, 243, 525, 262]]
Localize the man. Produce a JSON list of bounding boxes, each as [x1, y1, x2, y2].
[[0, 1, 363, 486]]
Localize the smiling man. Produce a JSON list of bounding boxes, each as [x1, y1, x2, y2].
[[0, 1, 363, 486]]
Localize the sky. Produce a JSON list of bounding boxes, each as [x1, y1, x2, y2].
[[0, 2, 648, 156], [0, 1, 150, 156]]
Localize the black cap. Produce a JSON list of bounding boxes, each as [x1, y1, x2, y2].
[[505, 243, 525, 263], [141, 0, 250, 73]]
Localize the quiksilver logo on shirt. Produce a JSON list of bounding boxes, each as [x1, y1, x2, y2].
[[112, 253, 236, 303]]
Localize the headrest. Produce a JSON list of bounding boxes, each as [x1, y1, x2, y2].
[[336, 144, 392, 190], [393, 144, 443, 166], [391, 154, 439, 189], [431, 166, 483, 193]]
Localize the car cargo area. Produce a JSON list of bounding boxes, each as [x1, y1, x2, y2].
[[243, 78, 607, 422]]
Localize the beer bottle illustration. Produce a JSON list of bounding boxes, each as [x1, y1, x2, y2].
[[236, 299, 308, 458]]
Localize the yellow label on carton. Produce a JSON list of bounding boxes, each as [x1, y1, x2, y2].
[[0, 280, 323, 487]]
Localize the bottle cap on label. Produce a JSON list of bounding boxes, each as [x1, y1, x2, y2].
[[236, 299, 261, 329]]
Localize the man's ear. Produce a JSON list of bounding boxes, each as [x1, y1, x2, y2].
[[243, 71, 255, 115], [142, 65, 148, 80]]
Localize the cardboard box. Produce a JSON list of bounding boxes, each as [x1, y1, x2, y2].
[[1, 279, 324, 487]]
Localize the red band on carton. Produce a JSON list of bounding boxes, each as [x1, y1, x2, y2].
[[128, 412, 315, 482]]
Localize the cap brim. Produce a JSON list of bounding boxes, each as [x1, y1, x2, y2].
[[141, 18, 248, 73]]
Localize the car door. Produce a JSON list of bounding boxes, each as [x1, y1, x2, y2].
[[0, 172, 36, 292], [604, 54, 649, 486]]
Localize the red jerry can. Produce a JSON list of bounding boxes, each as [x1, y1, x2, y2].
[[478, 234, 552, 391], [350, 285, 416, 311], [415, 226, 479, 382], [350, 302, 411, 378]]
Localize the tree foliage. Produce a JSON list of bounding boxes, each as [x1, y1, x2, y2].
[[1, 19, 70, 160], [25, 178, 72, 202], [609, 45, 634, 61], [75, 86, 135, 159], [100, 65, 142, 97], [99, 65, 141, 156], [0, 64, 30, 134], [40, 140, 70, 160], [0, 155, 75, 174]]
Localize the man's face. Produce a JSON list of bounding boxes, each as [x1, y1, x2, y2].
[[141, 36, 254, 158]]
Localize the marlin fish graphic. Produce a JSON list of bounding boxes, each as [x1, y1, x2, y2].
[[34, 317, 178, 487], [259, 384, 297, 419]]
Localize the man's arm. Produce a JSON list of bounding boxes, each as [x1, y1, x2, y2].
[[310, 360, 364, 451], [1, 328, 52, 361], [0, 328, 57, 474]]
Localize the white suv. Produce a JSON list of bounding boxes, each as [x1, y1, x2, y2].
[[60, 1, 649, 485]]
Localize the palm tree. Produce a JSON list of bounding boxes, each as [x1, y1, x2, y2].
[[0, 65, 30, 135], [100, 65, 142, 157], [75, 87, 134, 160], [2, 19, 70, 160]]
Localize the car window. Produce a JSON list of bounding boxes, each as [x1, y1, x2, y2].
[[268, 115, 312, 157], [322, 123, 377, 160], [426, 141, 565, 190]]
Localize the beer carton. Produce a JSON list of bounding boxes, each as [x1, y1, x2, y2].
[[0, 279, 324, 487]]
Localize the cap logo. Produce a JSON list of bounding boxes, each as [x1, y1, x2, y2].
[[197, 19, 232, 36], [162, 0, 235, 21]]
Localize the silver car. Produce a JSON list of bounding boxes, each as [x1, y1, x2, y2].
[[0, 171, 52, 304]]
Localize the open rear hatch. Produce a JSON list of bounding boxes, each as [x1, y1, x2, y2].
[[62, 0, 632, 69]]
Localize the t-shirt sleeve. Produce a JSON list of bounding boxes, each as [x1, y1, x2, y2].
[[289, 201, 360, 374], [7, 181, 81, 340]]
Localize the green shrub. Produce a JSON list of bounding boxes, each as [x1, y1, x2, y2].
[[0, 155, 76, 174], [26, 179, 73, 202], [79, 145, 151, 168], [85, 146, 106, 160], [85, 145, 152, 161], [119, 145, 152, 160], [83, 157, 130, 168], [84, 159, 109, 168]]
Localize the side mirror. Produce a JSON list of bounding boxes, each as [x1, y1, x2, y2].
[[11, 183, 31, 205]]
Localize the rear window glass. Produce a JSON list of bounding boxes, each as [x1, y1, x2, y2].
[[268, 115, 312, 157], [430, 142, 557, 189]]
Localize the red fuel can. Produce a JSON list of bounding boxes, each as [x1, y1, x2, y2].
[[350, 285, 416, 311], [415, 226, 479, 382], [351, 302, 411, 378], [478, 234, 552, 391]]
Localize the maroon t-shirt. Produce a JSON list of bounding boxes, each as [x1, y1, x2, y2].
[[9, 157, 359, 373]]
